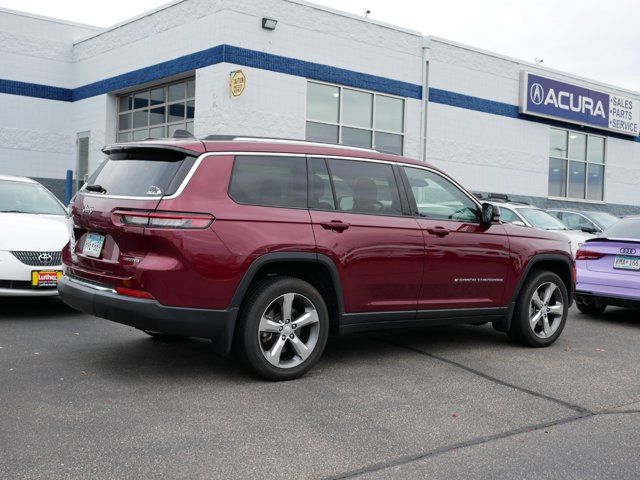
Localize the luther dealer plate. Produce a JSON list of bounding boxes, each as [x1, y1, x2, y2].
[[31, 270, 63, 287]]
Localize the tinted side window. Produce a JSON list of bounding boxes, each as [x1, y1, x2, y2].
[[308, 158, 335, 210], [327, 159, 402, 215], [229, 156, 307, 208], [403, 167, 480, 222]]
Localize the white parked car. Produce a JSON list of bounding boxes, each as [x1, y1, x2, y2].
[[492, 202, 595, 257], [0, 175, 68, 296]]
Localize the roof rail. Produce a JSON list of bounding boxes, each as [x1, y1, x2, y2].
[[472, 192, 530, 205], [172, 129, 195, 139], [201, 134, 381, 153], [201, 134, 241, 141]]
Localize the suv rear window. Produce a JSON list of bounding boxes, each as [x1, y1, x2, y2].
[[85, 148, 195, 197], [229, 156, 307, 208]]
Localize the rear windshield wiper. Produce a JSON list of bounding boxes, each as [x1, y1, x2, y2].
[[85, 184, 107, 194]]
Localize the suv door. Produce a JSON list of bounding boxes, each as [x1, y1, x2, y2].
[[308, 157, 423, 317], [401, 166, 512, 311]]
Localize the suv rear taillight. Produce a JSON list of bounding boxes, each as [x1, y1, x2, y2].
[[575, 249, 604, 260], [111, 210, 214, 229]]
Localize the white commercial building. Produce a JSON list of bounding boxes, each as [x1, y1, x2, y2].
[[1, 0, 639, 214]]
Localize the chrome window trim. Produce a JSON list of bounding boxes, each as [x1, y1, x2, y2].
[[310, 154, 482, 210], [77, 150, 481, 210]]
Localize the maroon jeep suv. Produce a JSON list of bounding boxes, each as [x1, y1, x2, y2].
[[59, 136, 574, 380]]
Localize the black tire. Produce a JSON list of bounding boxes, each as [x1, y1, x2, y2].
[[576, 298, 607, 315], [236, 276, 329, 381], [140, 329, 187, 341], [507, 270, 568, 347]]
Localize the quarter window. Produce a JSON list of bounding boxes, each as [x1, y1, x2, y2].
[[403, 167, 480, 222], [548, 128, 605, 201], [326, 159, 402, 215], [306, 82, 405, 155], [229, 156, 307, 208], [117, 78, 195, 142]]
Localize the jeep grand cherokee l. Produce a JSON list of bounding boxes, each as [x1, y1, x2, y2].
[[59, 137, 574, 380]]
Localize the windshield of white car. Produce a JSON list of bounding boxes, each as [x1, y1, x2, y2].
[[585, 211, 619, 230], [518, 208, 568, 230], [0, 180, 66, 215]]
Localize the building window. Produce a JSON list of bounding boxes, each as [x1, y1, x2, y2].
[[305, 81, 404, 155], [548, 128, 605, 201], [117, 78, 195, 142]]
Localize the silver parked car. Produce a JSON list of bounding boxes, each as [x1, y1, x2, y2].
[[546, 209, 619, 234], [492, 202, 595, 257]]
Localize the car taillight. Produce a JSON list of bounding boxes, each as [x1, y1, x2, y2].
[[111, 210, 214, 229], [115, 286, 155, 299], [575, 249, 604, 260]]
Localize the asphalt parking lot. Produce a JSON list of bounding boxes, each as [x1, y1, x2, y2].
[[2, 298, 640, 479]]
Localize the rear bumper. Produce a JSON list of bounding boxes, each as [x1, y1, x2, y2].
[[575, 289, 640, 309], [58, 275, 238, 354]]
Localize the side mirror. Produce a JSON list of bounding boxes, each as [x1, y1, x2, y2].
[[481, 202, 499, 224], [580, 225, 597, 234], [512, 220, 526, 227]]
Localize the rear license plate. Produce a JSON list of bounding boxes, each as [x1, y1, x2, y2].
[[31, 270, 63, 287], [82, 233, 105, 258], [613, 255, 640, 271]]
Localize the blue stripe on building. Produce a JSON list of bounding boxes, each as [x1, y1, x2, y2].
[[0, 44, 638, 143], [0, 78, 72, 102], [0, 44, 422, 103]]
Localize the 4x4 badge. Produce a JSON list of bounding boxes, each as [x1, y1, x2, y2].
[[82, 205, 94, 214]]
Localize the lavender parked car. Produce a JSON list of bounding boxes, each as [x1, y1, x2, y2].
[[575, 216, 640, 314]]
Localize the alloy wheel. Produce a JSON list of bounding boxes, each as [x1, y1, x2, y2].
[[257, 293, 320, 369], [528, 282, 564, 339]]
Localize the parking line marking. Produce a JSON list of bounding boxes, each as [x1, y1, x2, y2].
[[325, 412, 592, 480], [387, 341, 592, 414], [325, 340, 640, 480]]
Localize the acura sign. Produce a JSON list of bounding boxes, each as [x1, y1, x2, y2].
[[520, 71, 639, 136]]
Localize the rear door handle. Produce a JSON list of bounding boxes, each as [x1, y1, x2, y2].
[[426, 226, 450, 237], [320, 221, 350, 232]]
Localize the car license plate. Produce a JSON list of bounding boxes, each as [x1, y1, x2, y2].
[[613, 255, 640, 271], [31, 270, 63, 287], [82, 233, 105, 258]]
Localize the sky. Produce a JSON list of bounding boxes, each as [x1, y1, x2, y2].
[[1, 0, 638, 91]]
